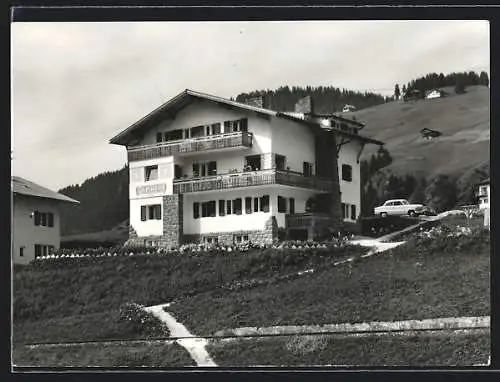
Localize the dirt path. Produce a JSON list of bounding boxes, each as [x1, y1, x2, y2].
[[145, 303, 217, 367]]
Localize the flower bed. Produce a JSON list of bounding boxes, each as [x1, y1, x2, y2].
[[31, 237, 354, 265]]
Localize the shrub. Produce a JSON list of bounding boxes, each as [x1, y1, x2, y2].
[[285, 335, 328, 356], [118, 302, 169, 337]]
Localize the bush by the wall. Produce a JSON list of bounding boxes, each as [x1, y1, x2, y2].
[[118, 302, 169, 337]]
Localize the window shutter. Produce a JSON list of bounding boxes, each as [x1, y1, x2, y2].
[[245, 197, 252, 214], [155, 205, 162, 220], [156, 132, 163, 143], [193, 202, 200, 219], [289, 198, 295, 214], [48, 213, 54, 227], [141, 206, 147, 221], [351, 204, 357, 220], [224, 121, 231, 133], [260, 195, 270, 212], [34, 211, 40, 226], [219, 200, 225, 216], [341, 203, 346, 219], [226, 200, 232, 215]]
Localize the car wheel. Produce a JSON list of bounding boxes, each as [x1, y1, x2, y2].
[[380, 212, 388, 218], [408, 210, 416, 217]]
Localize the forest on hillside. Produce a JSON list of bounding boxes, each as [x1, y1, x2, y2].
[[58, 166, 129, 235], [235, 86, 388, 114], [397, 70, 489, 99]]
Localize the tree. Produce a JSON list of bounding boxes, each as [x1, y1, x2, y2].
[[424, 175, 458, 213], [455, 77, 466, 94], [394, 84, 401, 100], [402, 84, 407, 97], [479, 71, 489, 87]]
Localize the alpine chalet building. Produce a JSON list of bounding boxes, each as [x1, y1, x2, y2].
[[109, 89, 383, 247]]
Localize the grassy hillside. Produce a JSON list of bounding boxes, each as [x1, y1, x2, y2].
[[349, 85, 490, 181]]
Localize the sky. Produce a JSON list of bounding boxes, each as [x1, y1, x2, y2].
[[11, 20, 490, 191]]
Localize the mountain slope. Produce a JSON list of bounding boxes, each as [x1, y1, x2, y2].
[[348, 85, 490, 181]]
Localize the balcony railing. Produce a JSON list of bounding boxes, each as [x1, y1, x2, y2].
[[127, 131, 253, 162], [172, 169, 334, 194], [286, 213, 332, 229]]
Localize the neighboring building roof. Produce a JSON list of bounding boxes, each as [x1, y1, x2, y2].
[[478, 178, 490, 186], [12, 176, 80, 204], [109, 89, 380, 146]]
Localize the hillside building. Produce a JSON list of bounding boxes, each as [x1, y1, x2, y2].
[[477, 178, 490, 229], [109, 89, 383, 247], [11, 176, 79, 264], [425, 89, 445, 100]]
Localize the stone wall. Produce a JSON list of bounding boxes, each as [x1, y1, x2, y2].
[[163, 194, 184, 248], [184, 216, 278, 245]]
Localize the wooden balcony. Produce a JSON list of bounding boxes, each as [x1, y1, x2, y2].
[[286, 213, 332, 229], [127, 131, 253, 162], [172, 169, 334, 194]]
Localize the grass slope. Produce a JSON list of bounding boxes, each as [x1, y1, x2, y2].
[[207, 331, 490, 367], [169, 234, 489, 335], [13, 342, 195, 368], [349, 86, 490, 180]]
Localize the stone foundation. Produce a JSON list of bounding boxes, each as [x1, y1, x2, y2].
[[184, 216, 278, 245], [162, 194, 184, 247]]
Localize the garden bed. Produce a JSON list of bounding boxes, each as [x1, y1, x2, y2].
[[206, 331, 490, 366]]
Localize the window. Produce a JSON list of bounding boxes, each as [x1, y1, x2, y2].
[[245, 155, 262, 171], [48, 245, 55, 254], [193, 161, 216, 177], [201, 201, 216, 217], [141, 205, 161, 220], [34, 244, 42, 258], [156, 132, 163, 143], [275, 154, 286, 171], [341, 203, 346, 219], [165, 129, 183, 141], [224, 120, 231, 133], [260, 195, 270, 212], [233, 198, 242, 215], [226, 200, 232, 215], [191, 125, 205, 138], [145, 165, 159, 181], [204, 236, 218, 244], [34, 211, 54, 227], [303, 162, 313, 177], [193, 202, 200, 219], [245, 197, 253, 214], [174, 165, 183, 179], [351, 204, 357, 220], [342, 164, 352, 182], [42, 245, 48, 257], [234, 234, 249, 243], [254, 197, 259, 212], [211, 123, 221, 135], [289, 198, 295, 214], [48, 213, 54, 227], [278, 196, 287, 213], [148, 205, 162, 220], [219, 200, 226, 216], [20, 246, 24, 257]]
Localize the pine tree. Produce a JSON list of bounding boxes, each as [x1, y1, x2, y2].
[[394, 84, 401, 100], [479, 71, 489, 87]]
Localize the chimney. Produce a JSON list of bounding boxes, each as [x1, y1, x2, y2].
[[245, 95, 265, 109], [294, 95, 314, 115]]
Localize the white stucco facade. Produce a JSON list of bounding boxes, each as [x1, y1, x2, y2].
[[12, 196, 62, 265], [112, 90, 380, 244]]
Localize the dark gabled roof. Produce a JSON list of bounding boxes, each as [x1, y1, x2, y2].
[[12, 176, 79, 204], [109, 89, 381, 146], [477, 178, 490, 186]]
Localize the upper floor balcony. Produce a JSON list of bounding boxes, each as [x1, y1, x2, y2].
[[172, 168, 334, 194], [127, 131, 253, 162]]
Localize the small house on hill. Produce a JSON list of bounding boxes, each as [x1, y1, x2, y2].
[[477, 178, 490, 229], [342, 104, 356, 113], [425, 89, 446, 100], [420, 127, 442, 139], [12, 176, 79, 264]]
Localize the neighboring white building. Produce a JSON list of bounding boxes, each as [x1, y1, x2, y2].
[[477, 178, 490, 228], [425, 89, 444, 100], [342, 104, 357, 113], [11, 176, 79, 264], [109, 89, 383, 246]]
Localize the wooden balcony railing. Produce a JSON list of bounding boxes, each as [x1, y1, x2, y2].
[[172, 169, 334, 194], [127, 131, 253, 162], [286, 213, 332, 229]]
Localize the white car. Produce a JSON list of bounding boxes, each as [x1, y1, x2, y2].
[[374, 199, 424, 217]]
